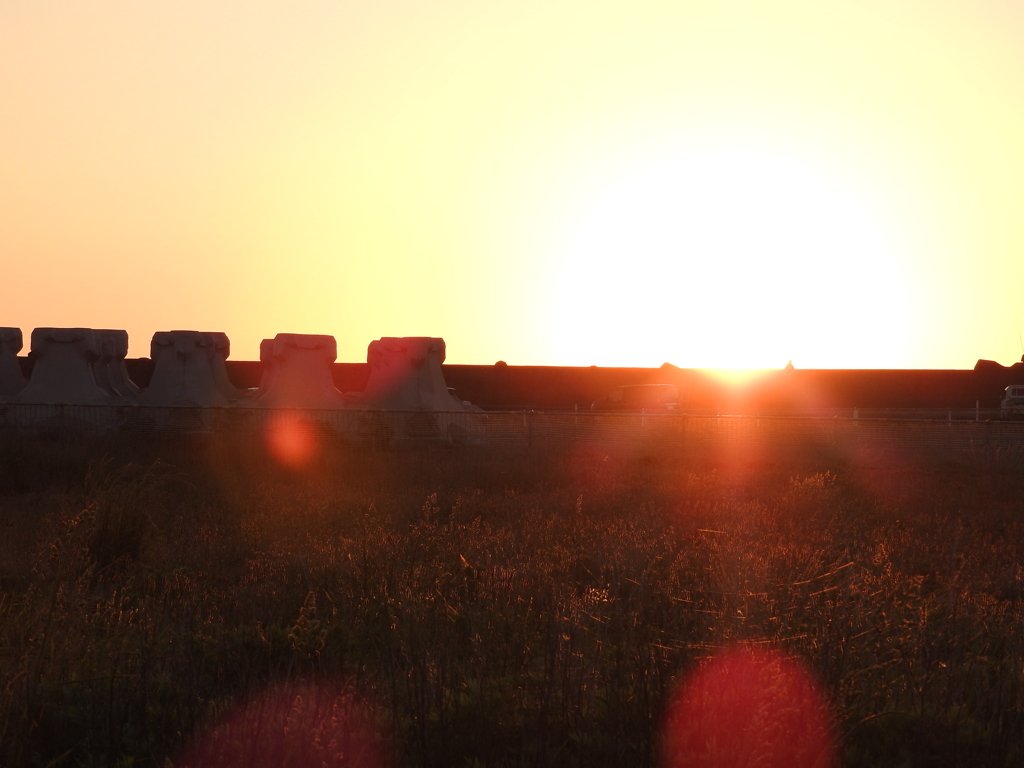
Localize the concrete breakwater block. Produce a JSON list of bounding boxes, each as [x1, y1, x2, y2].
[[93, 329, 140, 398], [0, 327, 27, 399], [140, 330, 231, 407], [359, 337, 470, 411], [207, 331, 244, 402], [15, 327, 113, 405], [256, 338, 277, 396], [255, 333, 347, 409]]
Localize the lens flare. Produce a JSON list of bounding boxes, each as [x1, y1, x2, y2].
[[265, 413, 320, 468], [660, 647, 836, 768], [176, 684, 387, 768]]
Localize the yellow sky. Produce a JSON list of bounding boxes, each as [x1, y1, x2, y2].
[[3, 0, 1024, 368]]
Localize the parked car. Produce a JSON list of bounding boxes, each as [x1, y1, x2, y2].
[[1000, 384, 1024, 420], [591, 384, 679, 412]]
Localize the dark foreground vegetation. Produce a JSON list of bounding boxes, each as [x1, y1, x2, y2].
[[0, 432, 1022, 767]]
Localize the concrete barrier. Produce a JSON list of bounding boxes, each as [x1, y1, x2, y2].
[[255, 333, 347, 409], [15, 327, 113, 405], [92, 329, 140, 399], [359, 337, 470, 411], [140, 331, 230, 407], [106, 329, 141, 397], [0, 327, 27, 399], [206, 331, 244, 401]]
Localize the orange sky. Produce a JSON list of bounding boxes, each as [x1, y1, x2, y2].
[[3, 1, 1024, 368]]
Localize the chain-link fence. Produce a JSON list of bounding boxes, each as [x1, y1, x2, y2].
[[2, 403, 1022, 464]]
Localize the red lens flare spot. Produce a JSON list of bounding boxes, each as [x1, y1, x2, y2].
[[660, 647, 836, 768], [177, 684, 388, 768], [265, 413, 320, 468]]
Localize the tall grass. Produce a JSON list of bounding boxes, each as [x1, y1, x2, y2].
[[0, 433, 1021, 766]]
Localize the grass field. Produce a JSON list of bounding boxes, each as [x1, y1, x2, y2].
[[0, 431, 1022, 767]]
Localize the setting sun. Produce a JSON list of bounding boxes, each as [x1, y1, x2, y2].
[[545, 133, 916, 368]]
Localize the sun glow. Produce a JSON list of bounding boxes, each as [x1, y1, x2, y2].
[[546, 136, 916, 370], [702, 367, 774, 388]]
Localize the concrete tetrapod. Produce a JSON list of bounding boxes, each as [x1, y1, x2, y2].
[[102, 329, 141, 397], [139, 331, 230, 407], [359, 337, 470, 411], [205, 331, 244, 401], [91, 330, 139, 399], [91, 331, 118, 397], [256, 339, 278, 397], [255, 333, 347, 409], [0, 327, 27, 399], [15, 328, 113, 405]]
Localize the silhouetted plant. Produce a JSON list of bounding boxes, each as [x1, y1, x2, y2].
[[0, 433, 1021, 767]]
